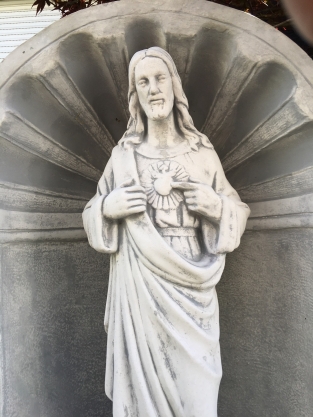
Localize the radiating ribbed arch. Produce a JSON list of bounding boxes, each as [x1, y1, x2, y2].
[[0, 0, 312, 229]]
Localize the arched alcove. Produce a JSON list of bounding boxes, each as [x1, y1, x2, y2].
[[0, 0, 312, 416]]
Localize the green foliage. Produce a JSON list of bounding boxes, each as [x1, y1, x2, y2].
[[32, 0, 116, 17], [213, 0, 288, 27]]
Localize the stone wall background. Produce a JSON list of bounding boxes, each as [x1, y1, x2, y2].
[[218, 229, 313, 417], [1, 242, 112, 417]]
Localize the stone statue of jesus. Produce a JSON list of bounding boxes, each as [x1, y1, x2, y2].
[[83, 47, 250, 417]]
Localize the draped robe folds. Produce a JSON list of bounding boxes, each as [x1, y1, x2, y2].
[[82, 143, 250, 417]]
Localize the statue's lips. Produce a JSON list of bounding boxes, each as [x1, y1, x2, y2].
[[149, 99, 164, 105]]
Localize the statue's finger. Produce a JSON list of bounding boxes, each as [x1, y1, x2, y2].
[[186, 197, 196, 205], [171, 181, 197, 190], [189, 177, 202, 184], [126, 185, 145, 193], [128, 199, 147, 208], [187, 204, 198, 212], [127, 197, 147, 204], [127, 205, 146, 215], [184, 191, 196, 198], [127, 192, 147, 201]]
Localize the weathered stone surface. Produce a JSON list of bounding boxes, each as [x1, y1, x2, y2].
[[0, 0, 312, 415], [219, 229, 313, 417], [1, 242, 112, 417]]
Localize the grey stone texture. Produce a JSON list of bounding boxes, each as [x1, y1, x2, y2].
[[218, 229, 313, 417], [0, 0, 312, 416], [1, 242, 112, 417]]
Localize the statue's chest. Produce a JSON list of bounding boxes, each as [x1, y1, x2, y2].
[[136, 154, 214, 209]]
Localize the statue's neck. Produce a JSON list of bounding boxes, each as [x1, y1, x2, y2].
[[145, 112, 183, 149]]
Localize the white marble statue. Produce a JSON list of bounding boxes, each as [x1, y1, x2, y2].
[[83, 47, 250, 417]]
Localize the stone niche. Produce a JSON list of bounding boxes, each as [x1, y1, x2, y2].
[[0, 0, 312, 416]]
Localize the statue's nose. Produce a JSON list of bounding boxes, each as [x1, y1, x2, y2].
[[149, 79, 159, 95]]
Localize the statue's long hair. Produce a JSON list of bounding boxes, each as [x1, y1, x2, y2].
[[119, 47, 212, 151]]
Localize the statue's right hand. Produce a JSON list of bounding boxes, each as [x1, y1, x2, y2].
[[102, 178, 147, 220]]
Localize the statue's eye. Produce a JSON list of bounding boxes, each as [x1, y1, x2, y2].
[[158, 75, 166, 82], [138, 79, 147, 87]]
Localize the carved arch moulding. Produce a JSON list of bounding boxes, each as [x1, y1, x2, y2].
[[0, 0, 312, 416]]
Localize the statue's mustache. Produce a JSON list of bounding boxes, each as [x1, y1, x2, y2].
[[149, 97, 164, 104]]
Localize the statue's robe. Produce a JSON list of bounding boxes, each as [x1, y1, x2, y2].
[[83, 142, 250, 417]]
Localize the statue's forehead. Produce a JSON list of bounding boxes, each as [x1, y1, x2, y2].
[[135, 57, 170, 78]]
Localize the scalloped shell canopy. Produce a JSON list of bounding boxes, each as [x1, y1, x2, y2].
[[0, 0, 313, 234]]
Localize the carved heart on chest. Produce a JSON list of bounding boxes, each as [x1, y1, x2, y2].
[[141, 160, 189, 210]]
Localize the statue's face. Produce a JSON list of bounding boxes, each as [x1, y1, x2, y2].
[[135, 57, 174, 121]]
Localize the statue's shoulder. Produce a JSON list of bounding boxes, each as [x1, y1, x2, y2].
[[111, 145, 119, 159], [196, 142, 216, 159], [111, 143, 136, 162], [193, 142, 225, 173], [197, 143, 228, 181]]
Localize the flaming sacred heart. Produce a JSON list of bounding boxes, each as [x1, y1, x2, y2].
[[141, 160, 189, 210], [154, 173, 173, 196]]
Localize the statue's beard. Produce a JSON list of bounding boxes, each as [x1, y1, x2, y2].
[[150, 102, 165, 119], [144, 101, 173, 121]]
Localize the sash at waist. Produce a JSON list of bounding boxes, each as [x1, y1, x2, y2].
[[156, 227, 199, 237]]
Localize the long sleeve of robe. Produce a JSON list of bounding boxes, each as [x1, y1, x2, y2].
[[82, 144, 250, 417]]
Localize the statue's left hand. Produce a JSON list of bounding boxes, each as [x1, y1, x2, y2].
[[171, 178, 222, 223]]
